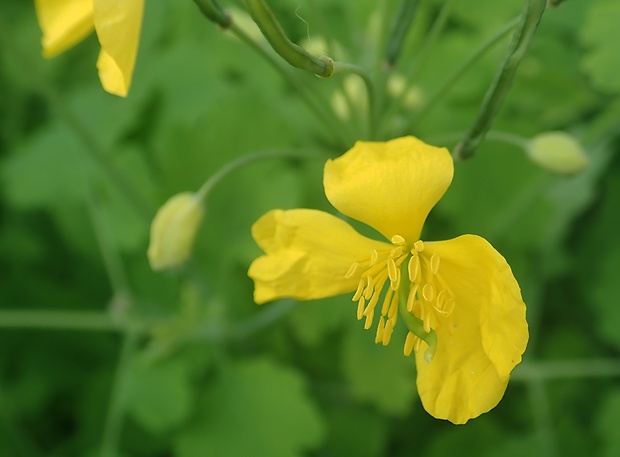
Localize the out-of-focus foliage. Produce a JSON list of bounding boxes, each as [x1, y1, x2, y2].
[[0, 0, 619, 456]]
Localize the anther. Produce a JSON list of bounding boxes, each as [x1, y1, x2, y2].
[[364, 276, 374, 300], [413, 240, 424, 252], [375, 316, 385, 343], [408, 255, 420, 282], [422, 283, 435, 302], [404, 332, 416, 356], [370, 249, 378, 266], [406, 283, 418, 312], [356, 300, 364, 320], [364, 310, 374, 329], [387, 258, 400, 290], [352, 279, 364, 301], [382, 318, 395, 346], [345, 261, 358, 279], [391, 234, 406, 245], [430, 254, 440, 275], [388, 294, 399, 319]]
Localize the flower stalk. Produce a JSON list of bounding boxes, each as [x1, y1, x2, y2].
[[454, 0, 547, 160], [244, 0, 334, 77], [194, 0, 231, 28], [384, 0, 421, 68]]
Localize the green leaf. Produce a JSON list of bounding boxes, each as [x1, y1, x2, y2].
[[174, 357, 324, 457], [597, 388, 620, 457], [580, 0, 620, 92], [342, 322, 416, 416], [126, 358, 193, 433]]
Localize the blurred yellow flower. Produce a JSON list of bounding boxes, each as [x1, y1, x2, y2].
[[148, 193, 205, 271], [248, 136, 528, 424], [34, 0, 144, 96]]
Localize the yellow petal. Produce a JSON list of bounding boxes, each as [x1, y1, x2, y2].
[[35, 0, 94, 58], [415, 235, 528, 424], [92, 0, 144, 96], [147, 193, 205, 271], [324, 136, 453, 244], [249, 209, 389, 304]]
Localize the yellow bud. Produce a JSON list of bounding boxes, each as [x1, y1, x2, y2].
[[527, 131, 589, 175], [148, 193, 205, 271]]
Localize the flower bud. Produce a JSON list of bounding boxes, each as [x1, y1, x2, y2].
[[148, 193, 205, 271], [527, 131, 588, 175]]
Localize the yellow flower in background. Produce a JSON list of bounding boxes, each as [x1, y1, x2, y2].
[[248, 136, 528, 424], [34, 0, 144, 97], [148, 193, 205, 271]]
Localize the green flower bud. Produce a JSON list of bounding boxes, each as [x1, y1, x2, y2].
[[148, 193, 205, 271], [527, 131, 588, 175]]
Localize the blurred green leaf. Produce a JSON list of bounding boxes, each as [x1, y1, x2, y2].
[[597, 388, 620, 457], [174, 357, 324, 457], [342, 323, 416, 416]]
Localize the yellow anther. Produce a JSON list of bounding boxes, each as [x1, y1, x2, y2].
[[364, 276, 374, 300], [364, 309, 374, 329], [345, 261, 358, 279], [381, 288, 394, 316], [391, 234, 406, 245], [413, 240, 425, 252], [382, 318, 395, 345], [430, 254, 440, 275], [375, 316, 385, 343], [352, 279, 364, 301], [422, 283, 435, 302], [388, 293, 399, 319], [404, 332, 416, 356], [406, 283, 418, 312], [414, 337, 421, 353], [408, 255, 420, 282], [370, 249, 378, 265], [387, 258, 400, 290], [356, 300, 365, 320]]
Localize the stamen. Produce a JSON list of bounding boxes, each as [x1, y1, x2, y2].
[[364, 309, 374, 329], [382, 318, 395, 346], [356, 299, 364, 320], [352, 279, 364, 301], [370, 249, 378, 266], [375, 316, 385, 343], [413, 240, 424, 252], [389, 264, 401, 291], [408, 255, 420, 282], [364, 275, 374, 300], [388, 292, 399, 319], [430, 254, 440, 275], [406, 283, 418, 312], [391, 234, 406, 245], [381, 287, 394, 316], [422, 283, 435, 302], [345, 261, 359, 279], [404, 332, 416, 356]]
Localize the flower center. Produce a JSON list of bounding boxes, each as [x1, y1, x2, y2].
[[345, 235, 455, 361]]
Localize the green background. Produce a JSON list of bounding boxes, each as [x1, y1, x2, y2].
[[1, 0, 620, 456]]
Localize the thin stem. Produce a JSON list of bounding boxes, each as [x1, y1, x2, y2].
[[196, 148, 323, 201], [100, 329, 140, 457], [227, 21, 352, 148], [406, 0, 455, 80], [384, 0, 421, 67], [411, 16, 520, 126], [0, 310, 124, 331], [0, 17, 153, 220], [455, 0, 547, 160], [428, 128, 528, 149], [512, 359, 620, 381], [332, 62, 376, 139]]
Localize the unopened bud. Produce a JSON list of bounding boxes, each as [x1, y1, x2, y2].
[[148, 193, 205, 271], [527, 131, 588, 175]]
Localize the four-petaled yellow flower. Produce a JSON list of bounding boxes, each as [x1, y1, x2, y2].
[[34, 0, 144, 97], [248, 136, 528, 424]]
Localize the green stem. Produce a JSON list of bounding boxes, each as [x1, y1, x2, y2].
[[193, 0, 231, 27], [0, 17, 153, 221], [244, 0, 333, 77], [512, 359, 620, 380], [227, 21, 352, 148], [385, 0, 421, 67], [0, 310, 124, 331], [428, 129, 528, 149], [455, 0, 547, 160], [406, 0, 455, 80], [411, 16, 520, 126], [100, 329, 140, 457], [332, 62, 376, 139], [196, 148, 323, 201]]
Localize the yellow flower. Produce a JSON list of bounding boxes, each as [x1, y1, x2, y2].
[[248, 136, 528, 424], [148, 193, 205, 271], [34, 0, 144, 97]]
